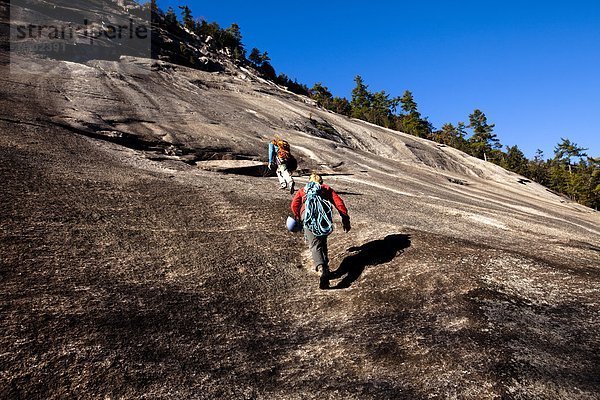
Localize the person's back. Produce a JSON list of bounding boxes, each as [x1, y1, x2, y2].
[[268, 136, 295, 194], [302, 181, 334, 237]]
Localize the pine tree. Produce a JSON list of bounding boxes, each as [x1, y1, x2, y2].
[[455, 122, 469, 152], [502, 145, 529, 176], [331, 96, 351, 116], [178, 5, 194, 31], [434, 123, 468, 149], [249, 48, 262, 66], [550, 138, 590, 201], [468, 109, 498, 160], [369, 91, 393, 127], [398, 90, 430, 138], [568, 159, 597, 206], [390, 96, 401, 115], [310, 83, 334, 108], [259, 61, 276, 79], [226, 23, 242, 43], [350, 75, 372, 120], [582, 157, 600, 209], [224, 23, 245, 60], [399, 113, 420, 136], [548, 160, 569, 196], [260, 51, 271, 64], [553, 137, 588, 174], [527, 149, 549, 185], [400, 90, 418, 114], [165, 7, 178, 28]]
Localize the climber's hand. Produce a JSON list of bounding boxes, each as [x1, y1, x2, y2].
[[342, 218, 351, 233]]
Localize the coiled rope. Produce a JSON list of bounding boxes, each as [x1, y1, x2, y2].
[[303, 182, 333, 236]]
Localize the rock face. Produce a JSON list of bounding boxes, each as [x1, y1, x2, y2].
[[1, 4, 599, 400]]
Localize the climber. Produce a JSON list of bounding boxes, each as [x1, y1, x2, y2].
[[290, 172, 351, 289], [268, 136, 297, 194]]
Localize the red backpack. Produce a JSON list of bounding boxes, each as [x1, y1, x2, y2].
[[274, 139, 291, 160], [272, 139, 297, 171]]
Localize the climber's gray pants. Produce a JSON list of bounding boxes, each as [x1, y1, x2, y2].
[[304, 227, 329, 269]]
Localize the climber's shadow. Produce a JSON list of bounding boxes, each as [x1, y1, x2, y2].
[[330, 234, 411, 289]]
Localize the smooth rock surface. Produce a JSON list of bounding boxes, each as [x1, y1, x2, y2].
[[1, 7, 599, 398]]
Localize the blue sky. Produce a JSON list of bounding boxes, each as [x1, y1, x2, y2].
[[157, 0, 599, 159]]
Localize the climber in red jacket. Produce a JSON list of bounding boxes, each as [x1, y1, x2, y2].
[[291, 172, 351, 289]]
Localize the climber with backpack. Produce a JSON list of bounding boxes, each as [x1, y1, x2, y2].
[[290, 172, 351, 289], [268, 136, 297, 194]]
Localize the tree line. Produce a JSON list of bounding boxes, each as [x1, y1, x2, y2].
[[147, 2, 599, 210], [147, 1, 310, 94], [312, 76, 599, 209]]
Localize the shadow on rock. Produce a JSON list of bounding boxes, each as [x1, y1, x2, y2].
[[330, 234, 411, 289]]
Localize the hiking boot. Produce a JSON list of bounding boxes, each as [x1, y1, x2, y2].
[[318, 265, 330, 289], [289, 181, 295, 194], [319, 274, 330, 290]]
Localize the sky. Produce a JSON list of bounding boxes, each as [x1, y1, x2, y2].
[[157, 0, 599, 159]]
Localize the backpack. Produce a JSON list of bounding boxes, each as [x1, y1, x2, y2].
[[286, 154, 297, 172], [302, 182, 333, 236], [274, 139, 291, 161]]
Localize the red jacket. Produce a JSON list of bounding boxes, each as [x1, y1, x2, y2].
[[291, 184, 349, 221]]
